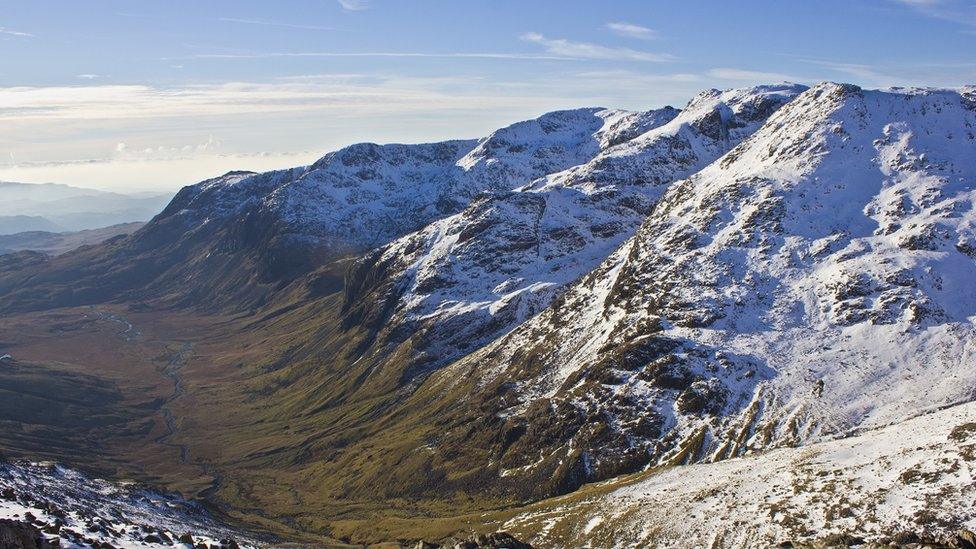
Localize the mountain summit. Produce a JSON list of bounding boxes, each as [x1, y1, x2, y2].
[[340, 84, 805, 382]]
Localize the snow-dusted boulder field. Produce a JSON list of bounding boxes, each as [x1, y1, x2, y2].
[[0, 461, 255, 548]]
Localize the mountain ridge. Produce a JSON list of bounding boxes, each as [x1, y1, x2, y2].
[[0, 106, 683, 313], [337, 83, 805, 383], [391, 82, 976, 499]]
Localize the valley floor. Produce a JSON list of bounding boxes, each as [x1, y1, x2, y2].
[[3, 304, 976, 548], [4, 401, 974, 548]]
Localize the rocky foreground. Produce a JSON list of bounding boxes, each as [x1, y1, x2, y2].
[[503, 401, 976, 548], [0, 460, 254, 549]]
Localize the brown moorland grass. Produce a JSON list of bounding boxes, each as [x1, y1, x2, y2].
[[0, 288, 664, 546]]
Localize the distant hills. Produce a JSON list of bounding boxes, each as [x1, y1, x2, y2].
[[0, 181, 171, 235], [0, 222, 144, 256], [0, 215, 66, 234]]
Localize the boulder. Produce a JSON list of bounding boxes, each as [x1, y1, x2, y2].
[[0, 519, 55, 549]]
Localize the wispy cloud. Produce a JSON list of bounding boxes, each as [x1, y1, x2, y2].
[[811, 61, 893, 81], [0, 152, 321, 193], [891, 0, 976, 28], [796, 58, 908, 86], [790, 56, 975, 87], [894, 0, 948, 7], [337, 0, 369, 10], [0, 78, 588, 123], [605, 22, 659, 40], [573, 70, 699, 83], [76, 74, 107, 80], [189, 51, 576, 61], [217, 17, 336, 31], [707, 68, 805, 83], [0, 27, 32, 38], [520, 32, 675, 62], [565, 69, 702, 105], [275, 73, 372, 81], [114, 135, 222, 159]]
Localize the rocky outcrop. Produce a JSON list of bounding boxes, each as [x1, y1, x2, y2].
[[412, 532, 533, 549], [0, 520, 53, 549], [0, 462, 256, 549]]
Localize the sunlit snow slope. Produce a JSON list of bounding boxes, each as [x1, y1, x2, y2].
[[419, 83, 976, 493]]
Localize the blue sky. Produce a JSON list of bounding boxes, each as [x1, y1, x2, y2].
[[1, 0, 974, 191]]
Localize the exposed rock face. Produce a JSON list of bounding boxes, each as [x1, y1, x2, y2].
[[412, 532, 533, 549]]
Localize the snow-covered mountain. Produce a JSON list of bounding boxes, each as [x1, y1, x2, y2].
[[340, 84, 804, 378], [0, 107, 684, 313], [414, 82, 976, 495], [0, 109, 676, 313], [2, 82, 976, 547], [158, 107, 665, 261]]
